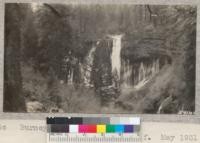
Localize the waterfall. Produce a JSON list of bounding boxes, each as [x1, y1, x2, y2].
[[61, 34, 170, 93], [122, 59, 132, 88], [157, 95, 173, 114], [68, 69, 73, 84], [121, 58, 161, 90], [82, 45, 97, 87], [109, 35, 123, 79], [62, 55, 74, 84]]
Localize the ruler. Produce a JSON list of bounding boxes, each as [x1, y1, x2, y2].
[[47, 133, 142, 143]]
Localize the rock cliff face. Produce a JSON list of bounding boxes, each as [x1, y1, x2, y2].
[[60, 35, 171, 105], [121, 56, 170, 89]]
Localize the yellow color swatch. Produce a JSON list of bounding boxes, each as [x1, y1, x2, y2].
[[97, 125, 106, 133]]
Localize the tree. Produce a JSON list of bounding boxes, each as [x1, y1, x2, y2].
[[4, 4, 27, 112], [34, 4, 73, 79]]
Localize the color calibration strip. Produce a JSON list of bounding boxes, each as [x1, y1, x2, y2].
[[47, 117, 140, 134], [48, 124, 139, 133], [47, 117, 140, 125]]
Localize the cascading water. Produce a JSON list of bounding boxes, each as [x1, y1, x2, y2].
[[108, 34, 162, 90], [109, 35, 123, 79], [61, 34, 170, 94], [121, 58, 162, 90], [82, 45, 97, 87], [68, 69, 73, 84], [121, 59, 132, 88], [61, 54, 74, 84]]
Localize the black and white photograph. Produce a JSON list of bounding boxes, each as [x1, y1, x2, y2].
[[3, 3, 196, 114]]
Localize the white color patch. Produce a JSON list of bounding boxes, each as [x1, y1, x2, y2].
[[69, 125, 78, 133]]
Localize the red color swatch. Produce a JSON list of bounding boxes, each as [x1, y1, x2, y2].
[[79, 125, 97, 133]]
